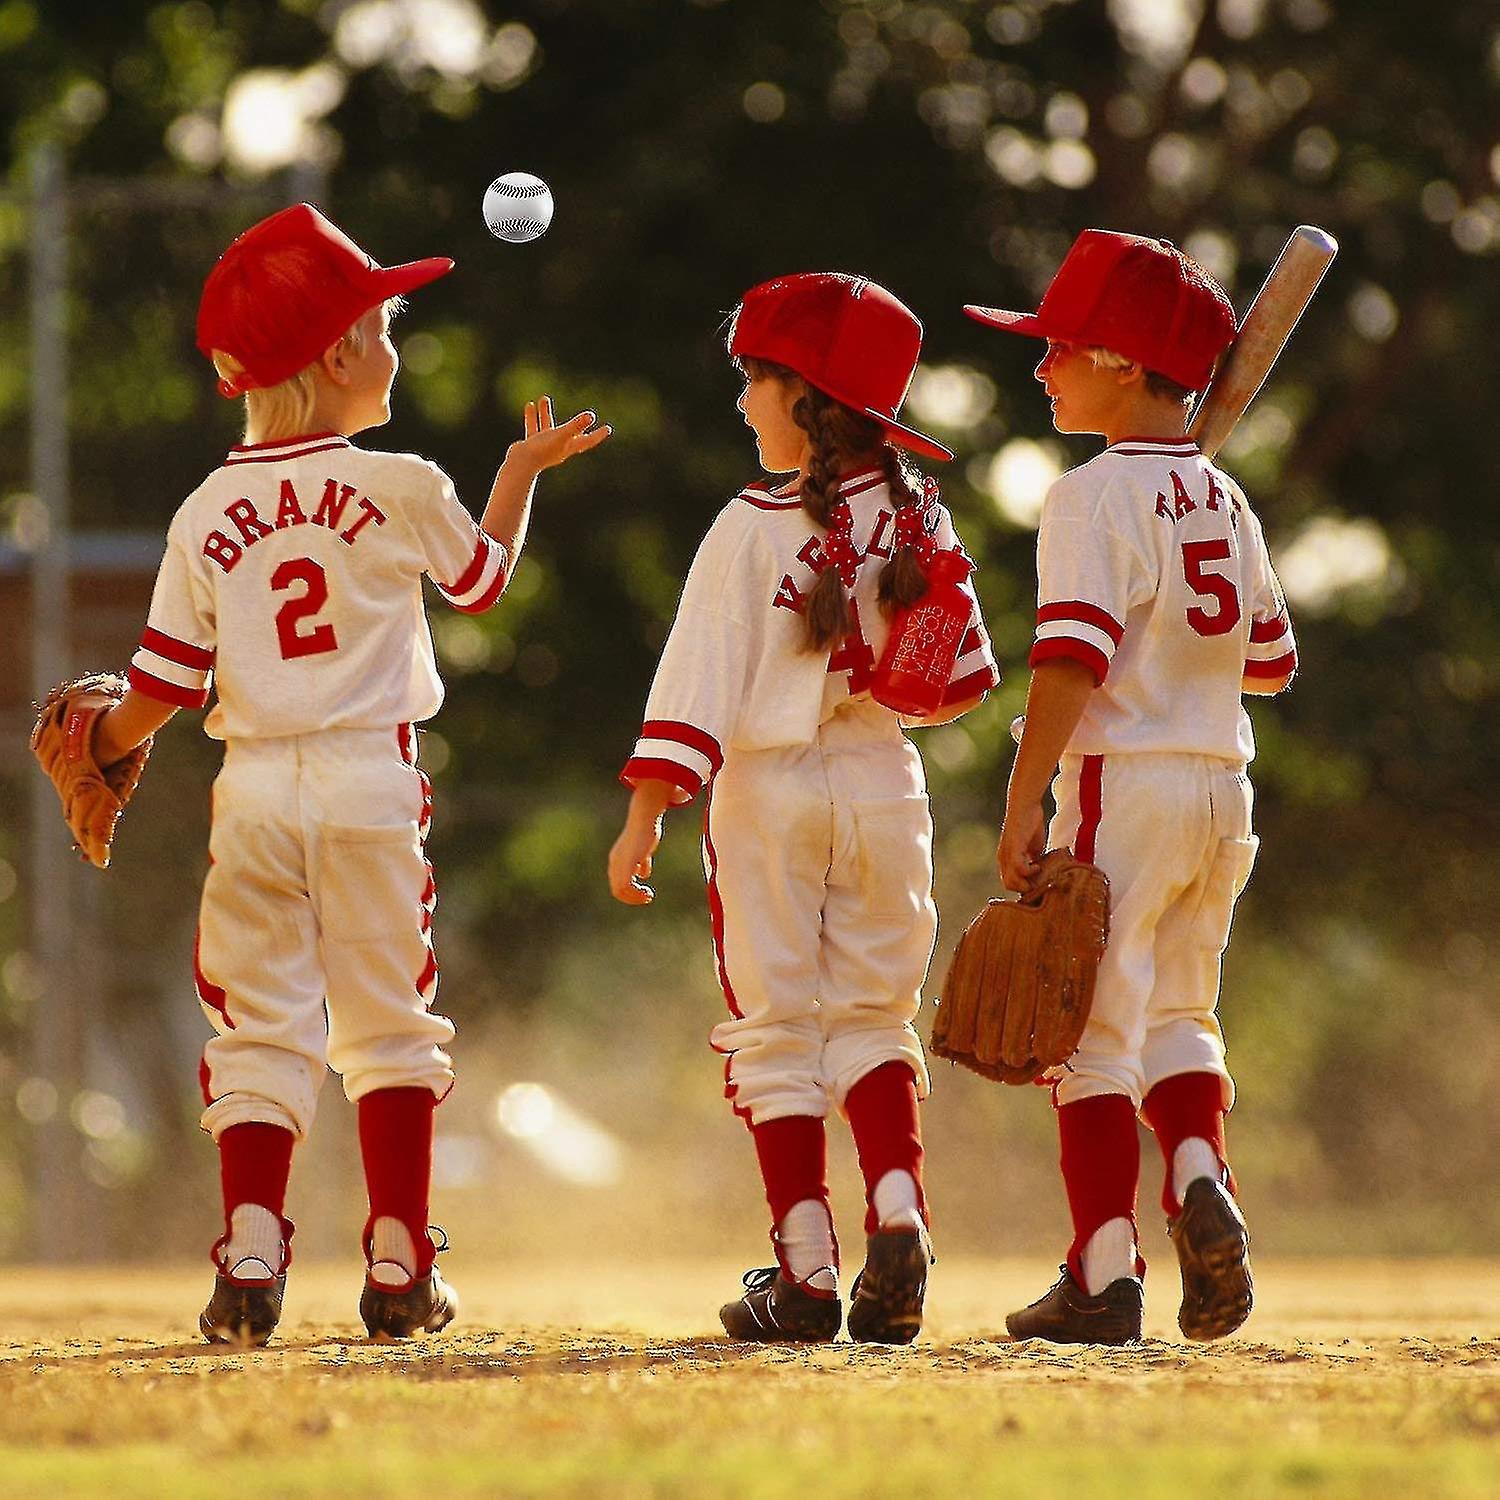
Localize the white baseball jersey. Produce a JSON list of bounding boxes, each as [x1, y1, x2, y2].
[[128, 432, 509, 735], [622, 467, 999, 798], [1030, 439, 1296, 764]]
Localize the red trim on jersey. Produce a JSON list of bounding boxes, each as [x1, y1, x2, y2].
[[1075, 755, 1105, 863], [129, 664, 209, 709], [738, 489, 805, 511], [140, 627, 214, 670], [640, 719, 725, 774], [942, 663, 1000, 705], [620, 757, 702, 797], [1030, 637, 1110, 686], [1249, 615, 1289, 644], [229, 431, 345, 452], [1243, 651, 1297, 678], [223, 439, 351, 465], [1036, 600, 1125, 645], [441, 533, 492, 596]]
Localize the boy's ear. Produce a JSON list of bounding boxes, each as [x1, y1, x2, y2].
[[1114, 360, 1146, 387], [319, 339, 353, 386]]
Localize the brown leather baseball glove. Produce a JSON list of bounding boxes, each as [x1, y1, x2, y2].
[[30, 673, 152, 869], [932, 850, 1111, 1084]]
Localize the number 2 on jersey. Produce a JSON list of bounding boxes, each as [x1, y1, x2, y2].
[[271, 557, 339, 659], [1181, 538, 1241, 637]]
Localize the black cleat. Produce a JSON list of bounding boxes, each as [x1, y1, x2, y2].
[[846, 1224, 933, 1345], [1005, 1266, 1143, 1345], [360, 1264, 459, 1339], [719, 1266, 842, 1343], [1169, 1177, 1253, 1341], [200, 1270, 286, 1347]]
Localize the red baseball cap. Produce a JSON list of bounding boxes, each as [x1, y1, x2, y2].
[[196, 202, 454, 398], [964, 230, 1237, 391], [729, 272, 953, 462]]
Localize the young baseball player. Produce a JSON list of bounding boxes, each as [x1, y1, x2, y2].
[[89, 202, 609, 1345], [607, 272, 999, 1344], [964, 230, 1297, 1344]]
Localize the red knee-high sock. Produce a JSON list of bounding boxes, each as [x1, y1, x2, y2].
[[1141, 1070, 1234, 1217], [750, 1114, 830, 1227], [219, 1122, 294, 1223], [358, 1086, 437, 1274], [1058, 1094, 1141, 1285], [845, 1061, 926, 1234]]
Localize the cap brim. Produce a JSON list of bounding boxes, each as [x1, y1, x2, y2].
[[377, 256, 456, 297], [963, 305, 1047, 337], [867, 409, 954, 463]]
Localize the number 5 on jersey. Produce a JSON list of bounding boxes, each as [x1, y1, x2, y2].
[[1181, 538, 1241, 637], [272, 557, 339, 660]]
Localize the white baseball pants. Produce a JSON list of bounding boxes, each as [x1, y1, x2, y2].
[[1047, 751, 1257, 1109], [196, 725, 455, 1141], [706, 700, 937, 1124]]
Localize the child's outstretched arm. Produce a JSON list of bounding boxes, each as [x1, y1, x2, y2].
[[480, 395, 610, 566], [608, 779, 678, 906], [997, 658, 1095, 892]]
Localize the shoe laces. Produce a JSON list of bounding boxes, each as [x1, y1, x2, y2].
[[741, 1266, 779, 1294]]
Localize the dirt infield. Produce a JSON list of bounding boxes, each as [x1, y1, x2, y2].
[[2, 1259, 1497, 1498]]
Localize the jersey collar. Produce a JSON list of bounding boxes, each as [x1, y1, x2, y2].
[[224, 432, 353, 464], [1105, 437, 1201, 456]]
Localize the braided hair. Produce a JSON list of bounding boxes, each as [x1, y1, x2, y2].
[[735, 355, 933, 653]]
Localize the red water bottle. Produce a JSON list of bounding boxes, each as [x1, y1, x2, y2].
[[871, 547, 973, 716]]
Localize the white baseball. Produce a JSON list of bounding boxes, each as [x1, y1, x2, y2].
[[483, 172, 554, 244]]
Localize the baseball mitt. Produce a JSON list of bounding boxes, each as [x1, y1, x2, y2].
[[932, 850, 1110, 1085], [30, 673, 152, 869]]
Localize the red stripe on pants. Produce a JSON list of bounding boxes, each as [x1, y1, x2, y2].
[[1075, 754, 1104, 863]]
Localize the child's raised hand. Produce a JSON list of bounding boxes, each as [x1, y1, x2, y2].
[[510, 395, 611, 473]]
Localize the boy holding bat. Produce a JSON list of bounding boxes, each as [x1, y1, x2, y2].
[[965, 231, 1298, 1344]]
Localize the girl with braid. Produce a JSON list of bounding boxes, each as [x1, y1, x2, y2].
[[608, 273, 999, 1342]]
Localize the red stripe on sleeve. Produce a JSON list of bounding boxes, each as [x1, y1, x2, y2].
[[128, 664, 209, 709], [619, 757, 704, 797], [640, 719, 725, 774], [441, 534, 491, 598], [1249, 615, 1289, 644], [1029, 637, 1109, 686], [941, 663, 1000, 705], [1036, 600, 1124, 645], [449, 556, 508, 613], [1243, 651, 1297, 679], [140, 627, 214, 670]]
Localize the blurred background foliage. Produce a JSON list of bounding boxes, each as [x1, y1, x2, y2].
[[0, 0, 1495, 1266]]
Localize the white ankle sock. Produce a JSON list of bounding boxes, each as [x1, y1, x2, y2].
[[1080, 1216, 1137, 1296], [777, 1198, 837, 1291], [871, 1168, 923, 1232], [223, 1203, 282, 1280], [1172, 1137, 1222, 1205], [369, 1215, 418, 1288]]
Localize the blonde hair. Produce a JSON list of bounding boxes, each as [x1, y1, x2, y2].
[[1088, 345, 1196, 404], [212, 297, 403, 443]]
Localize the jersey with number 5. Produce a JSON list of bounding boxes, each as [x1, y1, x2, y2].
[[1030, 438, 1296, 762], [128, 433, 508, 738]]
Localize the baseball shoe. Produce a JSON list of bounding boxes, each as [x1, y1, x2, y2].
[[1005, 1266, 1143, 1345], [846, 1223, 933, 1345], [360, 1264, 459, 1339], [719, 1266, 842, 1343], [1169, 1177, 1254, 1341], [199, 1268, 286, 1347]]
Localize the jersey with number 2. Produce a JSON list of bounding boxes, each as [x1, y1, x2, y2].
[[1029, 438, 1297, 763], [128, 433, 508, 737]]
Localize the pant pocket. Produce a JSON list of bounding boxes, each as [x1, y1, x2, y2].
[[1191, 835, 1259, 954], [315, 821, 424, 943], [852, 795, 933, 920]]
